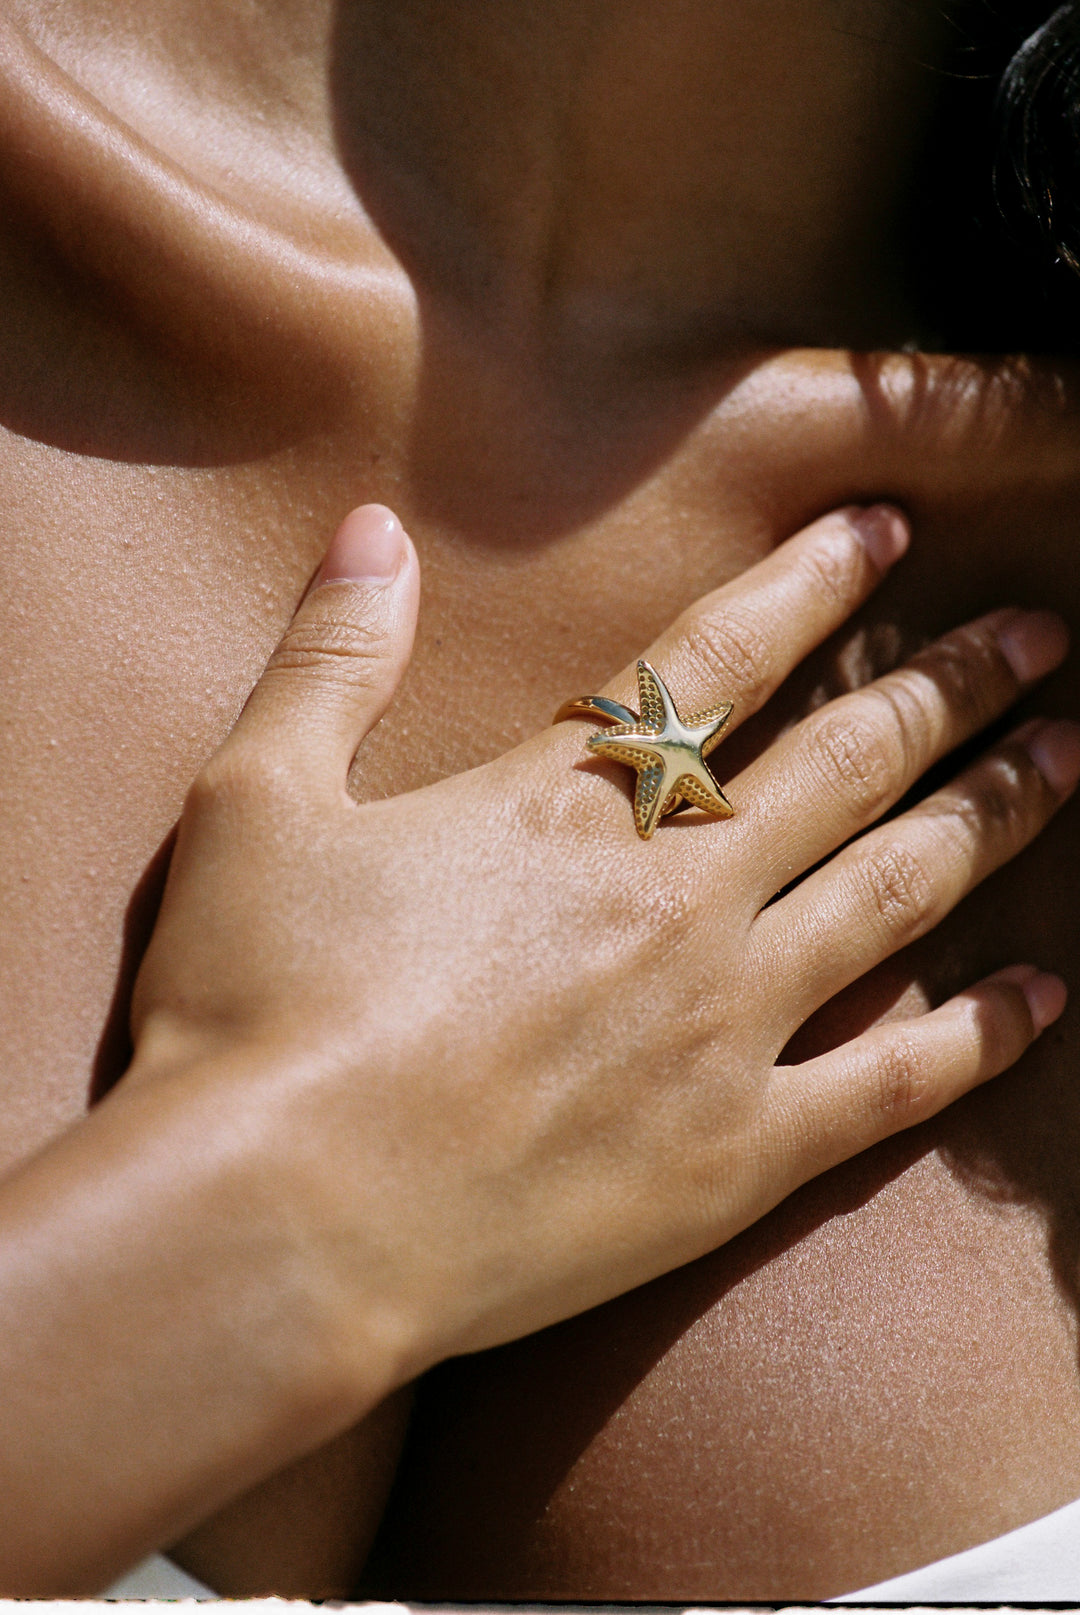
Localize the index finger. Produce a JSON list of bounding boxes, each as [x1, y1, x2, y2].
[[589, 504, 909, 740]]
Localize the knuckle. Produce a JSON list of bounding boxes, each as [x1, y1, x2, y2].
[[932, 749, 1038, 854], [871, 1034, 936, 1130], [681, 604, 773, 698], [518, 765, 592, 844], [913, 629, 998, 731], [809, 709, 899, 821], [965, 752, 1032, 841], [266, 609, 388, 693], [865, 678, 931, 768], [863, 842, 937, 945], [797, 528, 864, 607], [958, 993, 1015, 1079], [187, 743, 295, 819]]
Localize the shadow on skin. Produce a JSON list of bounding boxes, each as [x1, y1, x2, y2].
[[6, 7, 1080, 1590], [362, 972, 1080, 1598], [362, 577, 1080, 1597], [325, 3, 779, 550], [0, 9, 756, 496], [89, 826, 176, 1103], [938, 1046, 1080, 1359], [361, 1126, 934, 1598]]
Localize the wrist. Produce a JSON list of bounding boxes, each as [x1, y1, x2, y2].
[[128, 1023, 469, 1398], [116, 1044, 412, 1430]]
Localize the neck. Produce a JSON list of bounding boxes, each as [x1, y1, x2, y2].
[[9, 0, 948, 407], [334, 0, 946, 361]]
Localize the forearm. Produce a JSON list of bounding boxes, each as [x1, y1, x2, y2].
[[168, 1387, 413, 1597], [0, 1058, 390, 1596]]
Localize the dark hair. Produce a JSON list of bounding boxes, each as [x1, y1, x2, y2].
[[908, 2, 1080, 348], [997, 3, 1080, 268]]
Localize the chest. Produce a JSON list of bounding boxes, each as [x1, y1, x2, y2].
[[2, 348, 1079, 1168]]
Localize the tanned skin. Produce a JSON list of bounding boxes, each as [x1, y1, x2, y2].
[[2, 0, 1080, 1598]]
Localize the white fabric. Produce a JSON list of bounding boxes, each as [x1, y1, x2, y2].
[[101, 1552, 216, 1598], [833, 1493, 1080, 1601], [97, 1495, 1080, 1602]]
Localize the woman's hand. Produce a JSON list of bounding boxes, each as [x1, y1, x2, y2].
[[1, 497, 1073, 1594], [130, 499, 1075, 1384]]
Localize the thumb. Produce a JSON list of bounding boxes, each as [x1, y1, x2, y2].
[[231, 504, 420, 779]]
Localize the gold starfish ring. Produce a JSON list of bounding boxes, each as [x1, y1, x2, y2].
[[553, 660, 734, 839]]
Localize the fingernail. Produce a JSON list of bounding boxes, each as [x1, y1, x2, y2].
[[1024, 717, 1080, 795], [315, 505, 406, 586], [1024, 971, 1068, 1032], [991, 963, 1067, 1033], [846, 504, 910, 571], [997, 609, 1069, 683]]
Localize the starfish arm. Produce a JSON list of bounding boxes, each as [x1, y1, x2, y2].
[[686, 701, 734, 757], [676, 769, 734, 819], [636, 660, 678, 733], [586, 718, 646, 740], [635, 762, 672, 838], [586, 733, 664, 771], [578, 668, 735, 834]]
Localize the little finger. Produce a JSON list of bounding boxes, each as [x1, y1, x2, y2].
[[766, 965, 1066, 1185]]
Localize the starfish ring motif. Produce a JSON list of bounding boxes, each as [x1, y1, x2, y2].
[[553, 660, 735, 839]]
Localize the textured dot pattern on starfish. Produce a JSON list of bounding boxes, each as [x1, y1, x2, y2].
[[635, 765, 666, 836], [637, 663, 668, 732], [677, 774, 734, 816]]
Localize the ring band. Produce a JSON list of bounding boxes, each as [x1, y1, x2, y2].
[[554, 660, 735, 840], [551, 694, 639, 727]]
